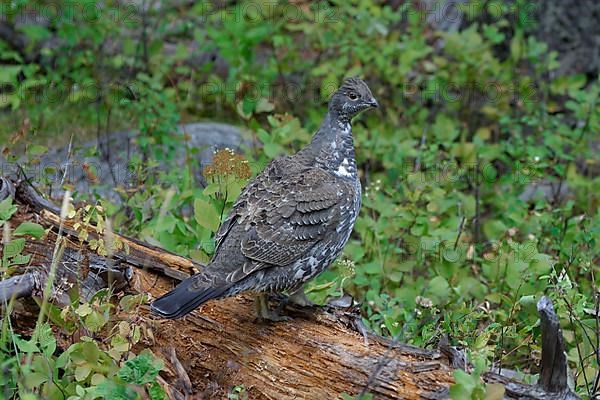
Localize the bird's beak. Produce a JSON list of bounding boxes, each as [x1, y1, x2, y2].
[[370, 99, 379, 108]]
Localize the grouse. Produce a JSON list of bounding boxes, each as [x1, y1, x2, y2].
[[151, 77, 378, 321]]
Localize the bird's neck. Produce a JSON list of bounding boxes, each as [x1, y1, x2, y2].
[[298, 112, 358, 180]]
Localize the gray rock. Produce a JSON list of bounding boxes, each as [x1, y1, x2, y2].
[[535, 0, 600, 77], [0, 122, 246, 202], [518, 180, 572, 204]]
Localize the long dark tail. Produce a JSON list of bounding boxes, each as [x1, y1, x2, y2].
[[150, 274, 231, 319]]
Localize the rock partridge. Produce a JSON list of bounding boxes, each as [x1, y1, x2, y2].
[[151, 77, 378, 321]]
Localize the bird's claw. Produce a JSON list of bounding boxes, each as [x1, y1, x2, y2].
[[257, 311, 292, 323], [255, 293, 291, 323]]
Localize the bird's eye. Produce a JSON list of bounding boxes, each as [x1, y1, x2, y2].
[[348, 92, 359, 101]]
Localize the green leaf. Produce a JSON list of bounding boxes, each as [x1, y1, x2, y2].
[[483, 220, 507, 240], [0, 197, 18, 222], [450, 370, 477, 399], [263, 141, 283, 158], [10, 253, 31, 265], [110, 335, 130, 354], [93, 379, 137, 399], [225, 179, 245, 202], [203, 182, 221, 197], [27, 144, 48, 155], [81, 341, 100, 365], [529, 253, 552, 274], [432, 114, 459, 142], [19, 24, 51, 42], [76, 385, 86, 397], [149, 381, 167, 400], [15, 337, 40, 353], [3, 238, 26, 258], [194, 198, 220, 232], [426, 276, 451, 303], [503, 261, 522, 290], [118, 351, 163, 385], [38, 323, 57, 358], [510, 32, 522, 61], [23, 371, 48, 388], [518, 295, 537, 307], [75, 364, 92, 382], [13, 222, 45, 239], [84, 310, 108, 332], [0, 65, 21, 84], [76, 303, 93, 317], [119, 294, 147, 312]]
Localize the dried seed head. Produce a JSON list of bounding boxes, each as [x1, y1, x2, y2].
[[203, 148, 252, 180]]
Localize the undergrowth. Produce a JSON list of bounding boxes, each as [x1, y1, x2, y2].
[[0, 0, 598, 399]]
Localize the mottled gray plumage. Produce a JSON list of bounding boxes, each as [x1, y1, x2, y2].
[[151, 77, 378, 320]]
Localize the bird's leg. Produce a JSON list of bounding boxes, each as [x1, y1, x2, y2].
[[255, 293, 291, 322], [287, 286, 315, 307]]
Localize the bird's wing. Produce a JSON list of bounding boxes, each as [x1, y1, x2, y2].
[[214, 156, 353, 282]]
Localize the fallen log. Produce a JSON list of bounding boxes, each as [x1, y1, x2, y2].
[[0, 178, 581, 399]]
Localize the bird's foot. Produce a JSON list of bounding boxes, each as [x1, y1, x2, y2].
[[255, 294, 291, 323], [258, 309, 292, 323]]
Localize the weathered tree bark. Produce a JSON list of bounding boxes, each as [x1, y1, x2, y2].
[[482, 297, 581, 400], [0, 178, 581, 399]]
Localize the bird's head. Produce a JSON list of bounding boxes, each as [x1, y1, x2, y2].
[[328, 77, 378, 120]]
